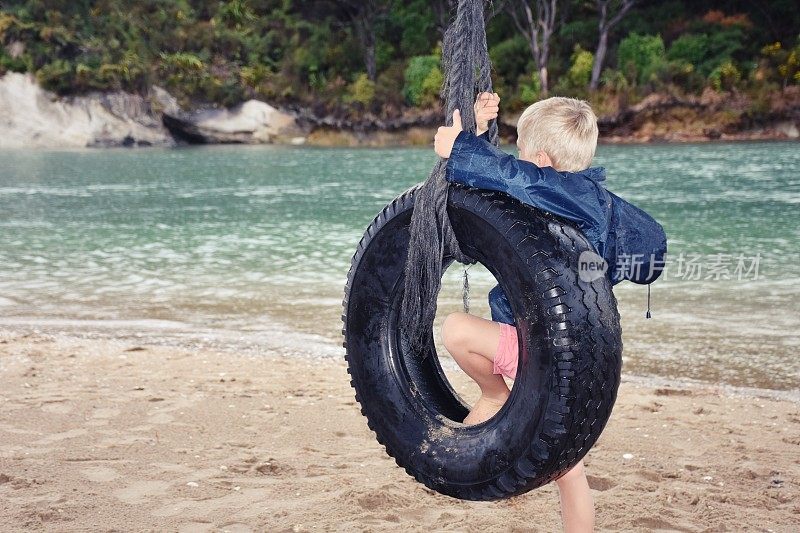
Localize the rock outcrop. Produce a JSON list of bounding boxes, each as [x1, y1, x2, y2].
[[0, 72, 174, 148], [161, 99, 303, 144], [598, 89, 800, 142], [0, 72, 305, 148]]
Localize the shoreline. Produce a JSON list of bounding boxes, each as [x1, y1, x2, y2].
[[300, 128, 800, 148], [2, 319, 798, 404], [0, 134, 797, 152], [2, 72, 798, 150], [0, 327, 798, 531]]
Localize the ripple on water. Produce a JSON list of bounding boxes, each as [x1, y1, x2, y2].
[[0, 142, 799, 390]]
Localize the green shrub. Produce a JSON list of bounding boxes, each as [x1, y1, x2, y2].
[[519, 72, 542, 104], [199, 75, 247, 107], [555, 46, 593, 95], [118, 50, 148, 90], [760, 39, 800, 87], [667, 34, 707, 70], [655, 60, 705, 92], [345, 72, 376, 106], [240, 63, 271, 90], [396, 10, 433, 56], [376, 41, 395, 74], [403, 55, 442, 106], [36, 59, 74, 94], [159, 51, 204, 73], [490, 36, 531, 85], [746, 81, 780, 116], [0, 49, 29, 74], [600, 68, 628, 92], [617, 33, 666, 86], [158, 51, 206, 96], [374, 61, 406, 109], [667, 29, 744, 78], [709, 60, 741, 91], [0, 12, 21, 41], [216, 0, 256, 29]]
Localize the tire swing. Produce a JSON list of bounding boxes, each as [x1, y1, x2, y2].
[[342, 185, 622, 500], [341, 1, 622, 501]]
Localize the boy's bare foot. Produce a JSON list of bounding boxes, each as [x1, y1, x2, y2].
[[463, 394, 510, 425]]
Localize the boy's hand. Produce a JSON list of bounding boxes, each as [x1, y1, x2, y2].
[[434, 109, 463, 159], [474, 92, 500, 136]]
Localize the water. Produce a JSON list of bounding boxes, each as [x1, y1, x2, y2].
[[0, 142, 798, 391]]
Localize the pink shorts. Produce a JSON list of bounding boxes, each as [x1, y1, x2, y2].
[[493, 324, 519, 380]]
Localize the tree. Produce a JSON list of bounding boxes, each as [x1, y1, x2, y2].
[[590, 0, 635, 90], [330, 1, 392, 81], [617, 32, 665, 86], [504, 0, 559, 95], [431, 0, 457, 35], [403, 54, 443, 106]]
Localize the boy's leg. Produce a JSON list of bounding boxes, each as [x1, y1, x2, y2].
[[441, 312, 510, 424], [444, 314, 594, 531], [555, 461, 594, 533]]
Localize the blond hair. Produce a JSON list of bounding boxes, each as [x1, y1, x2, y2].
[[516, 97, 599, 172]]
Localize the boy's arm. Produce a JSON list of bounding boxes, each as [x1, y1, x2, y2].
[[446, 131, 536, 200], [445, 131, 608, 245]]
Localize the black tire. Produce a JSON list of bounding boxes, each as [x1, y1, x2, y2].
[[341, 184, 622, 501]]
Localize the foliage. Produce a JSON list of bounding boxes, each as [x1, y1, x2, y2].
[[0, 1, 798, 115], [759, 40, 800, 88], [216, 0, 257, 28], [600, 68, 628, 92], [36, 59, 72, 93], [345, 72, 376, 106], [0, 46, 29, 74], [389, 0, 436, 57], [489, 36, 531, 87], [654, 60, 705, 93], [555, 46, 593, 95], [519, 72, 542, 104], [708, 60, 741, 91], [403, 55, 442, 107], [617, 33, 665, 86], [667, 29, 744, 78], [240, 63, 271, 91]]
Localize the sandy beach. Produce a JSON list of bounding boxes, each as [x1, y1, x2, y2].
[[0, 327, 797, 532]]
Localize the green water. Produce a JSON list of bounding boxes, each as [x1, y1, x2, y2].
[[0, 142, 798, 390]]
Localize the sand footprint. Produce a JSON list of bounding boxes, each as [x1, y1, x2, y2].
[[350, 485, 416, 511], [586, 474, 617, 491], [633, 516, 694, 531]]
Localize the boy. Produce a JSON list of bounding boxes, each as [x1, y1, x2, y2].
[[433, 95, 666, 532]]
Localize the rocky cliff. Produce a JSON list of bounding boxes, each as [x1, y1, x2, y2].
[[0, 73, 304, 149], [0, 72, 173, 148]]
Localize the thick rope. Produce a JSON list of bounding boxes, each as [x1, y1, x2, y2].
[[400, 0, 499, 352]]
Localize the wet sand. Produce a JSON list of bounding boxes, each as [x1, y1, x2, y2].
[[0, 328, 798, 532]]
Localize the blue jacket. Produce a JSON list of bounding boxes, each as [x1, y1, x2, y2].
[[445, 131, 667, 325]]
